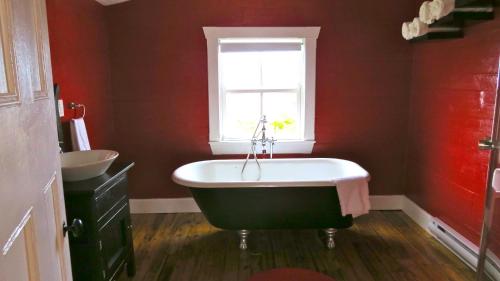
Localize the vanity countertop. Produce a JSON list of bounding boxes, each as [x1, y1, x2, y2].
[[63, 161, 134, 195]]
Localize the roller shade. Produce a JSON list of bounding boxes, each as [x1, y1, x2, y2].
[[220, 42, 303, 53]]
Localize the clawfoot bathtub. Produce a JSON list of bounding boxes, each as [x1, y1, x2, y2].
[[172, 158, 370, 250]]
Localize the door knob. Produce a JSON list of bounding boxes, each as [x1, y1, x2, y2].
[[478, 138, 498, 150], [63, 218, 84, 238]]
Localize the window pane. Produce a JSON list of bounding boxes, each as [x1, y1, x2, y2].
[[223, 92, 261, 140], [263, 92, 300, 140], [261, 51, 302, 89], [220, 52, 261, 90], [219, 39, 305, 141]]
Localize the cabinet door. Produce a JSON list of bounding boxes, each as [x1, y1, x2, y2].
[[98, 203, 131, 280]]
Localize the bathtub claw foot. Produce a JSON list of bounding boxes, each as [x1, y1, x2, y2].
[[238, 230, 250, 250], [324, 228, 337, 249]]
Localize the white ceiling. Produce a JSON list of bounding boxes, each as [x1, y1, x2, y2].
[[95, 0, 131, 6]]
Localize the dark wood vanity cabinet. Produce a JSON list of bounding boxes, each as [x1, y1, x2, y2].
[[63, 162, 136, 281]]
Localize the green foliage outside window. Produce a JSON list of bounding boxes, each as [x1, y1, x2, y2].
[[271, 118, 295, 132]]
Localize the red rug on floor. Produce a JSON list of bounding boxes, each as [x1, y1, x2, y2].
[[247, 268, 335, 281]]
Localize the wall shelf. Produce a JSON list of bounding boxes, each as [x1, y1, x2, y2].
[[410, 29, 464, 42], [410, 0, 495, 42]]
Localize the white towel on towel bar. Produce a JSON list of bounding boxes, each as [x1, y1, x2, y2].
[[336, 179, 371, 217], [70, 118, 91, 151]]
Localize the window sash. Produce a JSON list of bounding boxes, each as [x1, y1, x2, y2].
[[219, 42, 303, 53], [224, 88, 300, 93], [221, 87, 302, 141]]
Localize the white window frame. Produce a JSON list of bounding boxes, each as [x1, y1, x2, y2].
[[203, 27, 320, 155]]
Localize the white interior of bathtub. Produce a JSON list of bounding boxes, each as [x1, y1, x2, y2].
[[172, 158, 370, 188]]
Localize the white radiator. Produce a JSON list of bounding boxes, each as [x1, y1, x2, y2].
[[429, 218, 500, 281]]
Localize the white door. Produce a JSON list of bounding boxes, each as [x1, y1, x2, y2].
[[0, 0, 72, 280]]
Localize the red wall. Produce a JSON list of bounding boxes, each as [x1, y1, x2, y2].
[[46, 0, 115, 150], [47, 0, 500, 260], [105, 0, 415, 199], [406, 6, 500, 245]]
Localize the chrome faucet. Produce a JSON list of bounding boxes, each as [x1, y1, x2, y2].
[[257, 116, 275, 158], [241, 115, 277, 177]]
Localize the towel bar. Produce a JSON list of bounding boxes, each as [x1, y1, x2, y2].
[[69, 102, 86, 118]]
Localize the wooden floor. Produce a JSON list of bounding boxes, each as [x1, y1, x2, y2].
[[117, 211, 477, 281]]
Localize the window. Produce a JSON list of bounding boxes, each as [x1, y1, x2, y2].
[[203, 27, 320, 154], [221, 38, 303, 140]]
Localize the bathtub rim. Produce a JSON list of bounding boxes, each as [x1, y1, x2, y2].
[[171, 158, 370, 188]]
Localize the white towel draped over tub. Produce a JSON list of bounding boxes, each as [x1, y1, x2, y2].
[[336, 179, 371, 217], [70, 118, 91, 151]]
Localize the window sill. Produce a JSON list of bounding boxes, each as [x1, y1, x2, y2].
[[209, 140, 315, 155]]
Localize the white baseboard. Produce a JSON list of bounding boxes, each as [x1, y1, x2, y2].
[[129, 198, 201, 213], [369, 195, 434, 235], [402, 198, 500, 280], [369, 195, 405, 210], [401, 196, 434, 233], [129, 195, 405, 214]]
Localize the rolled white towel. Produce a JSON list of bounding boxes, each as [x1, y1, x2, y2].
[[409, 17, 429, 38], [430, 0, 446, 18], [413, 17, 429, 37], [402, 22, 413, 40], [419, 1, 434, 24], [421, 0, 456, 24], [430, 0, 455, 19]]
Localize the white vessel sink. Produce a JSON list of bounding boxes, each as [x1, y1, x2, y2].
[[61, 150, 119, 182]]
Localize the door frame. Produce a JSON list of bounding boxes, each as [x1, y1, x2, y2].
[[477, 56, 500, 281]]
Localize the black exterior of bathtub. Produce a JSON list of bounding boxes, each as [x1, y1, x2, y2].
[[189, 186, 353, 230]]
